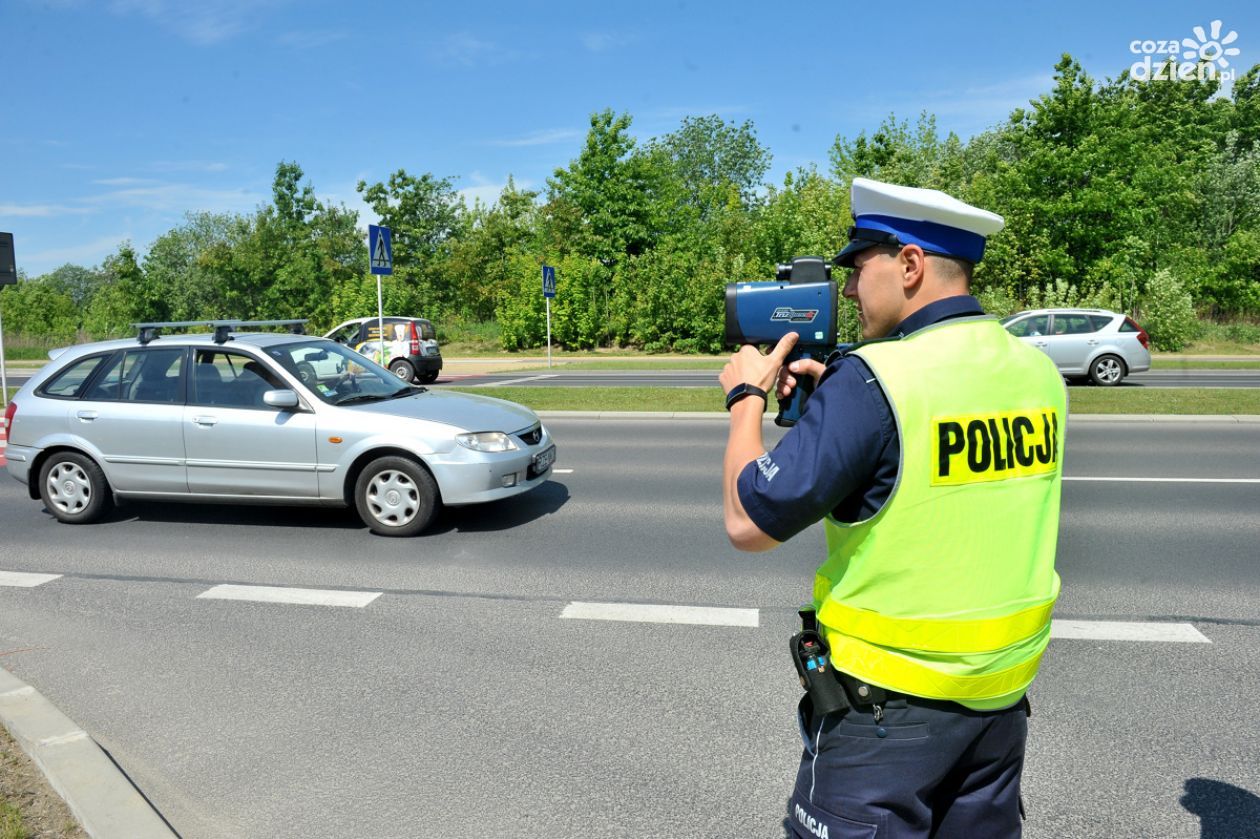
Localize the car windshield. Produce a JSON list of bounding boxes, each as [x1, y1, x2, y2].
[[263, 339, 416, 405]]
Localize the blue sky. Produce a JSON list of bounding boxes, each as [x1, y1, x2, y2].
[[4, 0, 1257, 277]]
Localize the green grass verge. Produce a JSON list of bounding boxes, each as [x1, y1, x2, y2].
[[1067, 388, 1260, 414], [516, 358, 727, 371], [1, 801, 27, 839], [451, 385, 1260, 415], [1152, 359, 1260, 369], [449, 386, 722, 412]]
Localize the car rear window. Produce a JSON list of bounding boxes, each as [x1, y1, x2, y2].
[[1089, 315, 1114, 332], [39, 354, 110, 399], [415, 320, 436, 340]]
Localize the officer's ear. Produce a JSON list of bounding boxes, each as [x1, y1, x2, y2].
[[897, 244, 927, 291]]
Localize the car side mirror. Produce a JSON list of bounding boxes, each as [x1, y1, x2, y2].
[[263, 389, 300, 409]]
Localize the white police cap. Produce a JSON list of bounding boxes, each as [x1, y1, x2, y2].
[[834, 177, 1005, 268]]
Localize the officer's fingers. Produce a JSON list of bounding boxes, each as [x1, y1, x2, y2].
[[766, 332, 800, 364], [793, 359, 827, 384]]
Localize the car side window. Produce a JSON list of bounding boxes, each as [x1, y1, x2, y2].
[[84, 348, 185, 403], [1089, 315, 1113, 332], [1009, 315, 1049, 337], [39, 354, 111, 399], [190, 350, 280, 409], [329, 323, 360, 345], [1054, 315, 1095, 335]]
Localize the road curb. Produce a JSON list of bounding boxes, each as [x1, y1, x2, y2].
[[537, 411, 1260, 422], [0, 666, 176, 839]]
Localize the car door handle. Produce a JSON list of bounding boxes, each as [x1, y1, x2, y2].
[[75, 410, 98, 422], [1034, 342, 1048, 347], [193, 416, 218, 427], [1086, 339, 1099, 345]]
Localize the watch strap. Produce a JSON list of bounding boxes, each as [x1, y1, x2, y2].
[[725, 383, 768, 411]]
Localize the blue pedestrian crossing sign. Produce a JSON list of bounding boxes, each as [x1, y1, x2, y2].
[[542, 264, 556, 298], [369, 225, 393, 275]]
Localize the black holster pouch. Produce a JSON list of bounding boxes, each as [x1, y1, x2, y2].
[[790, 608, 850, 717]]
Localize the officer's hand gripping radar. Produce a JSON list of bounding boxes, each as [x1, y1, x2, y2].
[[724, 257, 838, 427]]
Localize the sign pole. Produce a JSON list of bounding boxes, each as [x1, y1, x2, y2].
[[376, 275, 385, 365], [541, 264, 556, 369], [0, 296, 8, 409], [368, 225, 393, 367], [0, 232, 14, 409]]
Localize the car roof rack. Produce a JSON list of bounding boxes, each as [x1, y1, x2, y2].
[[133, 319, 308, 345]]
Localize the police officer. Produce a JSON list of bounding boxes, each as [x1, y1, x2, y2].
[[719, 178, 1065, 838]]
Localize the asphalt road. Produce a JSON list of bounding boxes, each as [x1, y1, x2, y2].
[[6, 367, 1260, 390], [1, 419, 1259, 838]]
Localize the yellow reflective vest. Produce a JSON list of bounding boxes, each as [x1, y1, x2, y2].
[[816, 316, 1066, 710]]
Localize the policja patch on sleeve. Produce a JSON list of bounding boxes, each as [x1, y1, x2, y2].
[[931, 408, 1060, 486]]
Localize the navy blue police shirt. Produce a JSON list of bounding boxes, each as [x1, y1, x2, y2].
[[737, 295, 986, 542]]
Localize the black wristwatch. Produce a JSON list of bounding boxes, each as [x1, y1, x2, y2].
[[725, 383, 768, 411]]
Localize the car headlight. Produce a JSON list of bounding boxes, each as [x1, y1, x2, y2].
[[456, 431, 518, 452]]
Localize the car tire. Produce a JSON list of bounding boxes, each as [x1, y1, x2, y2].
[[354, 456, 440, 537], [1088, 354, 1126, 387], [418, 370, 439, 384], [296, 362, 317, 387], [38, 452, 113, 524], [389, 360, 415, 382]]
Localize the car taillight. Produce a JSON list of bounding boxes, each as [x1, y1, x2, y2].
[[3, 400, 15, 438], [1126, 317, 1151, 349], [409, 321, 420, 355]]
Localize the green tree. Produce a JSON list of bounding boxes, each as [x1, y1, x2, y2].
[[547, 109, 660, 269]]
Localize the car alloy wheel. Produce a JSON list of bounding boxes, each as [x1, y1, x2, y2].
[[354, 456, 439, 537], [1089, 354, 1125, 386], [38, 452, 113, 524]]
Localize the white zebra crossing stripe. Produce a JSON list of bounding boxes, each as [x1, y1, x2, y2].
[[561, 601, 759, 627], [1050, 619, 1210, 643], [0, 571, 62, 588], [196, 584, 381, 608]]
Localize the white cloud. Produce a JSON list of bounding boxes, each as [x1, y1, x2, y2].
[[107, 0, 289, 45], [0, 203, 96, 218], [149, 160, 231, 174], [485, 128, 584, 148], [433, 33, 518, 67], [580, 31, 632, 53], [21, 233, 135, 271], [456, 173, 536, 209], [77, 183, 264, 214], [93, 177, 162, 187]]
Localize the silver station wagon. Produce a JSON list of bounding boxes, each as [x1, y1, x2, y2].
[[2, 320, 555, 536]]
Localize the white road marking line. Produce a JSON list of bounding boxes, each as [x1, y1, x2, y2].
[[483, 374, 559, 387], [561, 601, 759, 627], [1051, 619, 1210, 643], [1064, 476, 1260, 484], [0, 571, 62, 588], [553, 468, 574, 474], [196, 584, 381, 608]]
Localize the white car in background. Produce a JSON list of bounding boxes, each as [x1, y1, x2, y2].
[[1002, 308, 1152, 386]]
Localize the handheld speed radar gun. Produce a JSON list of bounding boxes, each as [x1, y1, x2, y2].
[[724, 256, 838, 427]]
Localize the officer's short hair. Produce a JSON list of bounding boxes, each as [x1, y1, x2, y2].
[[928, 253, 974, 286]]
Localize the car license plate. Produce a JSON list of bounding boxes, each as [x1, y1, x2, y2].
[[530, 445, 556, 476]]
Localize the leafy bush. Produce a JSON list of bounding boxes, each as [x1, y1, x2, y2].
[[1139, 269, 1197, 351]]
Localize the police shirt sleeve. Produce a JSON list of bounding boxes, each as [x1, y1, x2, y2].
[[736, 357, 894, 542]]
